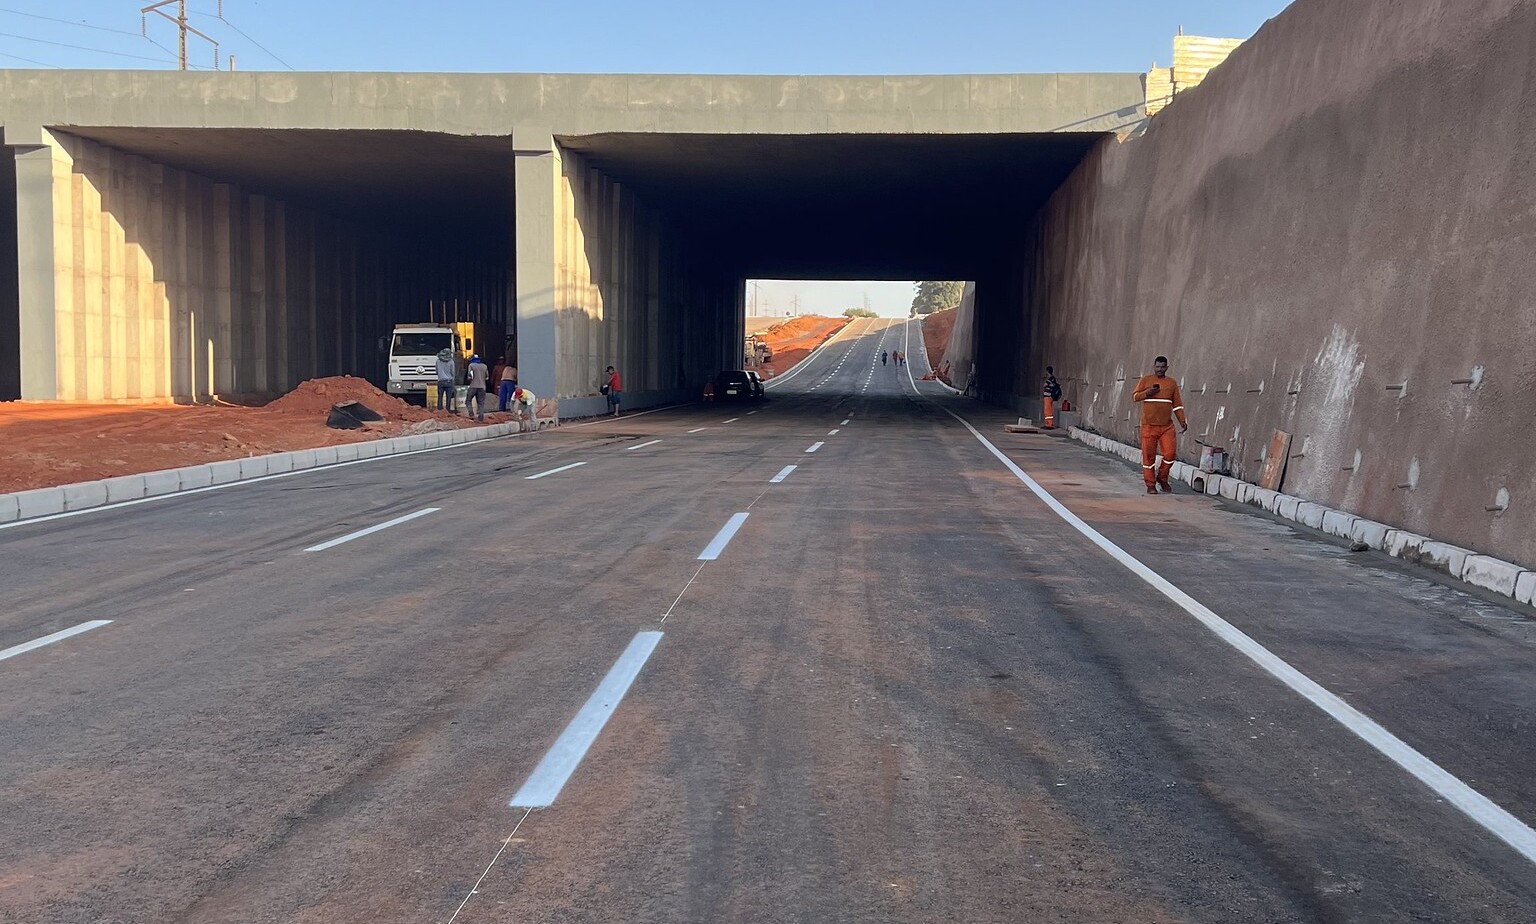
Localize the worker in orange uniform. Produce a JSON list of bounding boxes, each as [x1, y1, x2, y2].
[[1042, 366, 1062, 429], [1132, 355, 1187, 494]]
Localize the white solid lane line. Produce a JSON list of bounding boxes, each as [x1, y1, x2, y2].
[[626, 440, 662, 451], [949, 407, 1536, 867], [304, 507, 440, 553], [509, 631, 664, 809], [698, 512, 750, 561], [525, 462, 587, 480], [688, 427, 708, 434], [0, 620, 113, 664], [827, 429, 840, 436], [805, 442, 824, 453], [770, 465, 797, 484]]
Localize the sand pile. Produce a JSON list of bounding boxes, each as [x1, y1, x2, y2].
[[265, 376, 428, 421]]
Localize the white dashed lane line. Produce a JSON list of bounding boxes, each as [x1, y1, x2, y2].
[[526, 462, 587, 480], [626, 440, 662, 451], [698, 512, 750, 560], [805, 442, 824, 453], [304, 507, 440, 552], [0, 620, 113, 664], [770, 465, 797, 483]]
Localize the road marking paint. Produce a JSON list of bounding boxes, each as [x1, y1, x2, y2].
[[688, 427, 708, 434], [827, 429, 840, 436], [446, 809, 534, 924], [949, 408, 1536, 867], [806, 442, 824, 453], [525, 462, 587, 480], [722, 417, 740, 423], [770, 465, 797, 483], [626, 440, 662, 451], [698, 512, 750, 560], [747, 410, 759, 415], [304, 507, 439, 552], [509, 631, 663, 809], [840, 419, 850, 425], [0, 620, 113, 664]]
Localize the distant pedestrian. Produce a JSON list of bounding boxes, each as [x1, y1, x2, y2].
[[604, 365, 622, 416], [434, 347, 457, 413], [1042, 366, 1062, 429], [881, 350, 888, 366], [513, 386, 538, 431], [465, 354, 489, 422], [497, 363, 518, 412], [1133, 354, 1188, 494]]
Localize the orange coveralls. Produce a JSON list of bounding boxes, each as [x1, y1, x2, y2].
[[1132, 375, 1187, 487]]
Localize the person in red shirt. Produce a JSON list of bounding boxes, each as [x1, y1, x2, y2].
[[1132, 355, 1188, 494], [605, 365, 622, 416]]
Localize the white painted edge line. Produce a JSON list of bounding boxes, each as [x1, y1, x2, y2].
[[905, 317, 960, 395], [688, 427, 708, 434], [946, 406, 1536, 866], [698, 512, 750, 561], [509, 631, 663, 809], [304, 507, 440, 552], [770, 465, 797, 484], [626, 440, 663, 451], [722, 417, 740, 424], [526, 461, 587, 480], [805, 442, 824, 453], [827, 429, 840, 436], [0, 620, 113, 663]]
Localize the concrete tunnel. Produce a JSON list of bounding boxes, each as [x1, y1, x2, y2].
[[0, 71, 1143, 411]]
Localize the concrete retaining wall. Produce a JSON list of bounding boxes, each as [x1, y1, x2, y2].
[[1030, 0, 1536, 570]]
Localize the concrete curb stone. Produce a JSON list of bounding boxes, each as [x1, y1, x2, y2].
[[63, 481, 110, 511], [143, 469, 182, 497], [102, 474, 147, 503], [179, 465, 214, 490], [14, 488, 65, 518], [238, 457, 270, 480], [1067, 427, 1534, 612], [207, 460, 244, 485], [0, 492, 18, 523]]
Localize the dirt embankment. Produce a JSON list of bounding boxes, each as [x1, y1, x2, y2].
[[921, 308, 957, 381], [755, 316, 849, 378], [0, 377, 509, 494]]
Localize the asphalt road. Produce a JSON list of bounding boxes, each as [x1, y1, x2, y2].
[[3, 317, 1536, 923]]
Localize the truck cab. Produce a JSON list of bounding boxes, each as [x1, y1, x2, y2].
[[387, 323, 466, 402]]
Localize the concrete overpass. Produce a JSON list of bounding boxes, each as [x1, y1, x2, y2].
[[0, 70, 1144, 410]]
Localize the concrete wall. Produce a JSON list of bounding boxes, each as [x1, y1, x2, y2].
[[19, 129, 507, 402], [0, 144, 16, 400], [1028, 0, 1536, 567], [516, 131, 740, 404]]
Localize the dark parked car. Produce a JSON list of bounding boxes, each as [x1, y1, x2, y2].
[[715, 370, 764, 401]]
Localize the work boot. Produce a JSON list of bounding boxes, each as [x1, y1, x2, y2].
[[1146, 484, 1158, 495], [1158, 479, 1172, 493]]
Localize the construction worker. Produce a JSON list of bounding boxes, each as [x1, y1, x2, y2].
[[1042, 366, 1062, 429], [1132, 355, 1187, 494]]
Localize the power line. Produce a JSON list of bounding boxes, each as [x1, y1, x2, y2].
[[190, 8, 292, 70], [0, 7, 142, 38], [0, 29, 176, 64], [0, 49, 61, 68]]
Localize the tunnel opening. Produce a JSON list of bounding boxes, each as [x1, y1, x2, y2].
[[559, 132, 1105, 410], [40, 127, 516, 403]]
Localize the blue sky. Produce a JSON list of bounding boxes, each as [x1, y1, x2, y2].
[[6, 1, 1291, 76], [5, 1, 1292, 316]]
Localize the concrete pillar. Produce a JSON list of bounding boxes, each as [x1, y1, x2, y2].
[[13, 128, 60, 400], [514, 127, 558, 398]]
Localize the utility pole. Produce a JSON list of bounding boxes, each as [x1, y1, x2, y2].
[[141, 0, 221, 70], [789, 294, 800, 316]]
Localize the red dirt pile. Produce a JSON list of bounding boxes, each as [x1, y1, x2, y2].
[[0, 376, 508, 494], [756, 316, 850, 379]]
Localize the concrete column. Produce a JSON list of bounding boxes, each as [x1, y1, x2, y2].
[[514, 127, 558, 398], [13, 129, 60, 400]]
